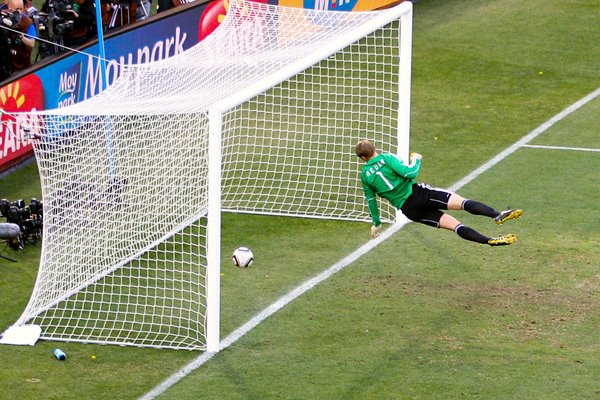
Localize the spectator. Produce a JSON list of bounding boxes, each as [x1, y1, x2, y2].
[[62, 0, 96, 47], [101, 0, 137, 30], [136, 0, 151, 21]]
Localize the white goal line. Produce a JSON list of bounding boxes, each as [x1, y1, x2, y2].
[[139, 86, 600, 400], [522, 144, 600, 153]]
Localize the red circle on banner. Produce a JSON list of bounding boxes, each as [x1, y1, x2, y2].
[[198, 0, 270, 42], [0, 74, 45, 112], [0, 74, 45, 169], [198, 0, 228, 41]]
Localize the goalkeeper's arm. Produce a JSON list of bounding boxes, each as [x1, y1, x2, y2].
[[362, 175, 381, 238]]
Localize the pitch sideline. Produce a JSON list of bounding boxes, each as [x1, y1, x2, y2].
[[140, 86, 600, 400]]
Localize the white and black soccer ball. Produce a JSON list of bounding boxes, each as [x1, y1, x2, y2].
[[232, 247, 254, 268]]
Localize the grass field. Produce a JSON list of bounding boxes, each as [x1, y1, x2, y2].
[[1, 0, 599, 399]]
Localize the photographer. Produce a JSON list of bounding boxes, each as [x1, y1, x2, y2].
[[40, 0, 95, 49], [62, 0, 95, 46], [0, 198, 43, 251], [1, 0, 37, 74]]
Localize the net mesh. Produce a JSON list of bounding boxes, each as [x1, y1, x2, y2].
[[6, 0, 410, 350]]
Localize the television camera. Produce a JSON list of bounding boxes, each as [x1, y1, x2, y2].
[[0, 8, 25, 80], [34, 0, 76, 58], [0, 198, 43, 251], [0, 8, 22, 28]]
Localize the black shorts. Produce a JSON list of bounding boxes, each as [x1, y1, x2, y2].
[[400, 183, 452, 228]]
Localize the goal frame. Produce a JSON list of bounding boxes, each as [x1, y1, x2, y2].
[[204, 1, 413, 352], [0, 1, 413, 353]]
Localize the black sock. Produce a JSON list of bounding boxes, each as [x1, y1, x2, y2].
[[454, 224, 489, 244], [462, 199, 498, 218]]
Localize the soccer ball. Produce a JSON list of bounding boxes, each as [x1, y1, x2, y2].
[[232, 247, 254, 268]]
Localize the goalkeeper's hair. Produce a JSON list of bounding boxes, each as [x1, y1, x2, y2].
[[355, 139, 377, 159]]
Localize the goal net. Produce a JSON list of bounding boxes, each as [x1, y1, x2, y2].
[[0, 0, 413, 351]]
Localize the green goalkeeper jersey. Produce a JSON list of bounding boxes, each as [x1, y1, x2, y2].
[[360, 153, 421, 226]]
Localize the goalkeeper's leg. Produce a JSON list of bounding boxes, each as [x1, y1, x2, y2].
[[402, 187, 518, 246], [439, 214, 516, 246], [447, 193, 523, 224]]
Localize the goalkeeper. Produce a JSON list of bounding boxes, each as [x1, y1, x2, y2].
[[355, 140, 522, 246]]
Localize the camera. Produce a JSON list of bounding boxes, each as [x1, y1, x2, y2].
[[0, 198, 43, 250], [0, 10, 17, 80], [35, 0, 76, 58], [0, 9, 23, 49], [0, 9, 22, 27], [48, 0, 72, 14]]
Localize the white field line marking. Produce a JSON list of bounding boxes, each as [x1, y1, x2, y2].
[[449, 87, 600, 193], [523, 144, 600, 153], [140, 86, 600, 400]]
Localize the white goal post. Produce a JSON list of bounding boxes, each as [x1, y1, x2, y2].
[[0, 0, 413, 352]]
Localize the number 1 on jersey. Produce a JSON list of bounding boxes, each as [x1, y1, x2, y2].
[[376, 171, 394, 190]]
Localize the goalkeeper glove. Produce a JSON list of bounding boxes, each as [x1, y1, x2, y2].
[[410, 152, 422, 162], [370, 224, 381, 238]]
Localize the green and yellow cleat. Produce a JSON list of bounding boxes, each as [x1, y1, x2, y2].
[[488, 234, 517, 246], [494, 209, 523, 225]]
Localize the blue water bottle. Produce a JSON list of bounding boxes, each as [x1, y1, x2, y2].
[[53, 348, 66, 361]]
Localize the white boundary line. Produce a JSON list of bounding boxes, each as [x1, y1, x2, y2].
[[522, 144, 600, 153], [449, 87, 600, 193], [140, 86, 600, 400]]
